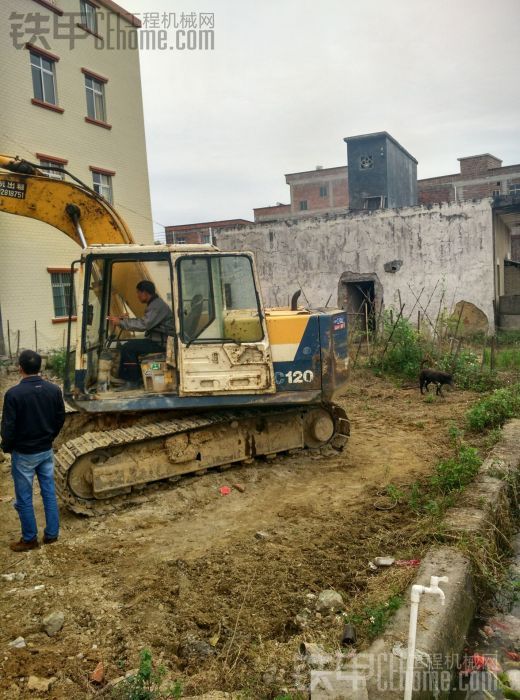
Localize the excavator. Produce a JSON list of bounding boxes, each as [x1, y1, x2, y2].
[[0, 155, 350, 514]]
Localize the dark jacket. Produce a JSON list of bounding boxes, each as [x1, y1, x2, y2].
[[119, 295, 174, 344], [1, 376, 66, 454]]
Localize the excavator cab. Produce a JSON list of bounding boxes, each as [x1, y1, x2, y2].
[[71, 246, 276, 408]]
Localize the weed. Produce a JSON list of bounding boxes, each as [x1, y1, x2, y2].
[[483, 347, 520, 370], [346, 595, 402, 639], [424, 393, 435, 404], [369, 314, 497, 391], [385, 484, 405, 503], [430, 444, 481, 494], [110, 649, 182, 699], [466, 385, 520, 432]]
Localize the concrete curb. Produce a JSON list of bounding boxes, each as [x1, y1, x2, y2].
[[311, 420, 520, 700]]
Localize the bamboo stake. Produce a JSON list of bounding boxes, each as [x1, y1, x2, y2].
[[7, 320, 12, 359], [34, 320, 38, 351], [490, 335, 496, 370], [16, 330, 20, 357], [380, 303, 406, 362]]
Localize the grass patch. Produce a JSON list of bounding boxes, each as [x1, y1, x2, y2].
[[345, 595, 403, 640], [386, 427, 482, 517], [466, 384, 520, 432], [483, 346, 520, 370]]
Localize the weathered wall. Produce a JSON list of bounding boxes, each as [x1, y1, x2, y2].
[[218, 199, 497, 332]]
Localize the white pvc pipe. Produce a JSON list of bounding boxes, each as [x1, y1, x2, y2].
[[404, 575, 449, 700]]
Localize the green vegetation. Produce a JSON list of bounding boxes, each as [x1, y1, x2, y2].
[[483, 346, 520, 370], [368, 314, 497, 391], [110, 649, 182, 700], [345, 595, 402, 639], [386, 427, 482, 517], [46, 348, 68, 380], [466, 384, 520, 432]]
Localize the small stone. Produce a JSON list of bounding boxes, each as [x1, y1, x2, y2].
[[233, 483, 246, 493], [180, 635, 216, 660], [90, 661, 105, 684], [8, 637, 26, 649], [316, 589, 344, 613], [15, 573, 26, 581], [294, 608, 312, 629], [42, 611, 64, 637], [1, 573, 16, 582], [33, 585, 45, 592], [27, 676, 55, 692], [255, 531, 270, 540], [373, 557, 395, 567]]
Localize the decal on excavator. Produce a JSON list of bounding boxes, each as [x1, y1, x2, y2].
[[0, 180, 26, 199]]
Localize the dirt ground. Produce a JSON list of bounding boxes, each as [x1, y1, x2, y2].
[[0, 370, 480, 698]]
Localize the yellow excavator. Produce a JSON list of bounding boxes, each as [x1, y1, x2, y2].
[[0, 155, 350, 514]]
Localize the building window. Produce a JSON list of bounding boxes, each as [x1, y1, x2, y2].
[[509, 184, 520, 196], [299, 200, 308, 211], [39, 159, 65, 180], [360, 155, 374, 170], [85, 74, 106, 122], [319, 185, 328, 198], [202, 233, 211, 244], [492, 189, 500, 198], [30, 52, 57, 105], [176, 237, 186, 244], [92, 171, 113, 203], [80, 0, 98, 33], [50, 272, 76, 318]]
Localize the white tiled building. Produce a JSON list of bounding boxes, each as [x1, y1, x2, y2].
[[0, 0, 154, 353]]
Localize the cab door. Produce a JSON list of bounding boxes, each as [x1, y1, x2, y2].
[[175, 253, 275, 395]]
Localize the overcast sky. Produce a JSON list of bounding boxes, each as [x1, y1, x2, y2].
[[133, 0, 520, 236]]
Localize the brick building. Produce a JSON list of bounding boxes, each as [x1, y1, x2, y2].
[[165, 219, 253, 245], [253, 134, 520, 227], [0, 0, 153, 353], [418, 154, 520, 204]]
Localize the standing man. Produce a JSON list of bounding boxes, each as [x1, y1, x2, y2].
[[107, 280, 174, 390], [1, 350, 65, 552]]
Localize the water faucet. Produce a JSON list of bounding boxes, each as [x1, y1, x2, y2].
[[410, 575, 449, 604]]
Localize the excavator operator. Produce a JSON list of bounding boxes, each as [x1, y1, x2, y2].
[[107, 280, 174, 390]]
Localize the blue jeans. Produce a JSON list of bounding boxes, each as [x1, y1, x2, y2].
[[11, 449, 60, 542]]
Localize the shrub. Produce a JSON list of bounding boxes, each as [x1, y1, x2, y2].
[[374, 314, 424, 379], [46, 348, 68, 380]]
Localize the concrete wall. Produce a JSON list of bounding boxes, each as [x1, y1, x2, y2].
[[0, 0, 154, 352], [218, 199, 497, 332]]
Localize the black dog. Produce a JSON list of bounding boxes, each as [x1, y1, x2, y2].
[[419, 368, 453, 396]]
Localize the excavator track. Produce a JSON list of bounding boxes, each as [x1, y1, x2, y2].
[[55, 404, 349, 516]]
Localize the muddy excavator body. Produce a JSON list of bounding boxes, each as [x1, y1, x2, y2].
[[0, 156, 350, 513]]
